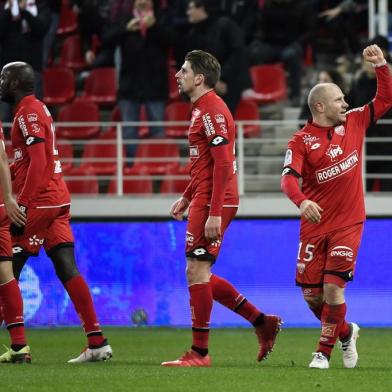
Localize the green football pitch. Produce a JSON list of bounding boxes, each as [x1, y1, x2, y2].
[[0, 327, 391, 392]]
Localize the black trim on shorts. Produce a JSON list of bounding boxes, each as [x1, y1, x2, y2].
[[233, 298, 247, 312], [46, 242, 75, 258], [192, 327, 209, 333], [12, 245, 36, 258], [324, 269, 354, 282], [186, 247, 216, 262], [6, 322, 24, 330], [0, 255, 13, 262], [295, 281, 324, 288]]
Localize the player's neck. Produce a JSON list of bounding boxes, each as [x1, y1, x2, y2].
[[190, 87, 214, 104], [13, 92, 33, 107], [312, 116, 339, 128]]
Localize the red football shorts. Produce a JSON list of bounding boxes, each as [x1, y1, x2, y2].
[[11, 205, 74, 256], [0, 208, 12, 261], [296, 223, 363, 295], [185, 204, 237, 262]]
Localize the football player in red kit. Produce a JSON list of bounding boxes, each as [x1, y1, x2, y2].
[[161, 50, 282, 367], [281, 45, 392, 369], [0, 62, 112, 363], [0, 121, 30, 363]]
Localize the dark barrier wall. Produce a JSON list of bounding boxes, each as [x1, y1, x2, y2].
[[19, 219, 392, 327]]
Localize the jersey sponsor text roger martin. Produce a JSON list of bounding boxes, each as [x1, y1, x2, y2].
[[316, 151, 359, 184]]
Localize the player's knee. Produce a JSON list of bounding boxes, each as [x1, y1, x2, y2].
[[185, 259, 210, 285], [48, 245, 80, 283], [323, 283, 345, 305], [304, 294, 323, 309]]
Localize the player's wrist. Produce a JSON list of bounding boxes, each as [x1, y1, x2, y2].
[[372, 59, 387, 68]]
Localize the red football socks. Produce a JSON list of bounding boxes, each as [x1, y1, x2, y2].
[[64, 275, 104, 346], [210, 274, 262, 324], [317, 303, 347, 357], [0, 279, 26, 346], [189, 282, 213, 350], [310, 301, 351, 340]]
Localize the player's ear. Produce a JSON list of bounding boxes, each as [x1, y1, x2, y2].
[[194, 73, 204, 87]]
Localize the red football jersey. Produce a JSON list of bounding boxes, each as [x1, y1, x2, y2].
[[0, 121, 5, 207], [284, 65, 392, 238], [11, 95, 70, 208], [183, 91, 239, 215]]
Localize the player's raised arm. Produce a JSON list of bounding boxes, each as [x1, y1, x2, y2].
[[363, 44, 392, 119]]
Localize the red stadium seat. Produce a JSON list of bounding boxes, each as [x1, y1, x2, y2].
[[160, 164, 190, 194], [60, 35, 87, 70], [164, 101, 191, 138], [234, 99, 262, 138], [108, 167, 153, 195], [57, 0, 78, 36], [57, 140, 74, 173], [64, 167, 99, 195], [133, 142, 180, 175], [57, 100, 100, 139], [250, 63, 288, 104], [82, 68, 117, 106], [80, 132, 124, 175], [43, 67, 75, 105]]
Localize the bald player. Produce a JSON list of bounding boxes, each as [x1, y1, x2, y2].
[[0, 62, 112, 363], [281, 45, 392, 369]]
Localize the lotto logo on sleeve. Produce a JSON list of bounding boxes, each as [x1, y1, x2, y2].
[[209, 135, 228, 147]]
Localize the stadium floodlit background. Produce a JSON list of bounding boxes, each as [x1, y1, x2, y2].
[[21, 218, 392, 328]]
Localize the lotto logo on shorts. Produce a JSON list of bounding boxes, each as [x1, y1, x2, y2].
[[330, 246, 354, 261], [321, 323, 337, 337]]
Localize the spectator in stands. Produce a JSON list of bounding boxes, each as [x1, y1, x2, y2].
[[315, 0, 368, 60], [179, 0, 253, 114], [42, 0, 61, 68], [299, 67, 346, 121], [101, 0, 177, 162], [218, 0, 259, 45], [71, 0, 122, 67], [346, 35, 392, 191], [248, 0, 316, 106], [0, 0, 50, 121]]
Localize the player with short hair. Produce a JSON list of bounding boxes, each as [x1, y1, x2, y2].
[[281, 44, 392, 369], [0, 120, 30, 363], [0, 61, 112, 363], [161, 50, 282, 367]]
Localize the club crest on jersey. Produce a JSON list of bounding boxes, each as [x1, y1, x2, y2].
[[27, 113, 38, 122], [334, 125, 345, 136], [215, 114, 225, 124], [302, 134, 319, 145], [326, 144, 343, 162]]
